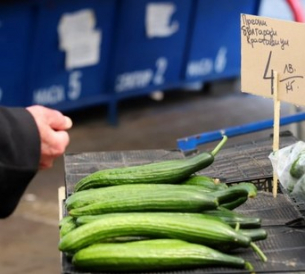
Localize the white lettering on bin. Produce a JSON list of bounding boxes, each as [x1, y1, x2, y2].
[[33, 85, 65, 105], [215, 47, 227, 73], [153, 57, 168, 85], [115, 57, 169, 92], [115, 70, 153, 92], [68, 71, 82, 100], [187, 58, 213, 77]]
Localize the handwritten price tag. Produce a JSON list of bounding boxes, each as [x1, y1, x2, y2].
[[241, 14, 305, 105]]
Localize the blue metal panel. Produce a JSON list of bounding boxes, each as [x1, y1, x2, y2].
[[27, 0, 116, 110], [107, 0, 193, 95], [184, 0, 261, 82], [0, 3, 36, 106], [177, 112, 305, 152]]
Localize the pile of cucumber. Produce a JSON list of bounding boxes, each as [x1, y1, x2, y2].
[[59, 136, 268, 272]]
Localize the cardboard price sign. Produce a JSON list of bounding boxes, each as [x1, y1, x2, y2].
[[241, 14, 305, 104], [240, 14, 305, 197]]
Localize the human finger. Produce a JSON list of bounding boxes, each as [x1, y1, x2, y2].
[[39, 157, 54, 170], [47, 109, 73, 131]]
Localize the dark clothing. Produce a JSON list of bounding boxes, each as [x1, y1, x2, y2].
[[0, 107, 40, 218]]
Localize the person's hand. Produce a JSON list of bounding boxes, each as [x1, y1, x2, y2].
[[26, 105, 73, 169]]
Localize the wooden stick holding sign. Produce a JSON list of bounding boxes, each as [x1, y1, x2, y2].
[[241, 14, 305, 197], [272, 71, 280, 197]]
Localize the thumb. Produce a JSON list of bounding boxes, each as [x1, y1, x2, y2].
[[48, 110, 73, 131]]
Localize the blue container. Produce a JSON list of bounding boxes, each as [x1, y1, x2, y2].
[[184, 0, 261, 82], [27, 0, 116, 110], [0, 3, 37, 106], [107, 0, 193, 96]]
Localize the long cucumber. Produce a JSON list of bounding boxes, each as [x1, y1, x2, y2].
[[240, 228, 268, 242], [74, 136, 228, 191], [58, 212, 251, 253], [213, 182, 257, 209], [72, 239, 251, 272], [221, 196, 248, 210], [66, 183, 216, 211], [75, 214, 266, 243], [59, 216, 77, 238], [68, 188, 218, 216], [204, 207, 261, 228], [212, 182, 257, 204], [183, 175, 228, 190]]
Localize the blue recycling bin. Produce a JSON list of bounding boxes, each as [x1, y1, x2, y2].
[[107, 0, 193, 96], [184, 0, 261, 82], [27, 0, 117, 110], [0, 2, 37, 106]]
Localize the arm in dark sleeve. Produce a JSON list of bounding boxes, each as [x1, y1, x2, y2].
[[0, 107, 40, 218]]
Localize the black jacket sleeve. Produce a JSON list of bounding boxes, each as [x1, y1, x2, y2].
[[0, 107, 40, 218]]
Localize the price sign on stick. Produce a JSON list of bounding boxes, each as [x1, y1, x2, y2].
[[241, 14, 305, 197]]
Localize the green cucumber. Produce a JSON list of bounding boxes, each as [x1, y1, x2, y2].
[[212, 187, 248, 205], [72, 239, 251, 272], [204, 207, 261, 228], [221, 196, 248, 210], [58, 212, 251, 253], [68, 188, 218, 216], [239, 228, 268, 242], [213, 182, 257, 209], [183, 175, 228, 190], [66, 183, 215, 211], [290, 151, 305, 179], [75, 212, 232, 226], [236, 182, 258, 198], [74, 136, 228, 191], [59, 216, 77, 238]]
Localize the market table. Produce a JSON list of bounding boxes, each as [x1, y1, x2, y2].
[[60, 132, 305, 273]]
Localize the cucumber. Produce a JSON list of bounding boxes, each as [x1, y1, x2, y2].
[[212, 187, 248, 205], [76, 209, 261, 229], [214, 182, 257, 210], [236, 182, 258, 198], [239, 228, 268, 242], [74, 136, 228, 191], [66, 183, 215, 211], [58, 212, 251, 253], [59, 215, 74, 229], [75, 212, 220, 226], [59, 216, 77, 238], [68, 188, 219, 216], [221, 196, 248, 210], [72, 239, 251, 272], [183, 175, 228, 190], [290, 151, 305, 179], [75, 212, 236, 226], [204, 207, 261, 228]]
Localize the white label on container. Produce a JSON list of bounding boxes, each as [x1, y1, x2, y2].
[[146, 3, 179, 38], [58, 9, 101, 70], [65, 31, 101, 70]]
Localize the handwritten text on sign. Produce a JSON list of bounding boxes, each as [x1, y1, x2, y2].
[[241, 14, 305, 105]]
